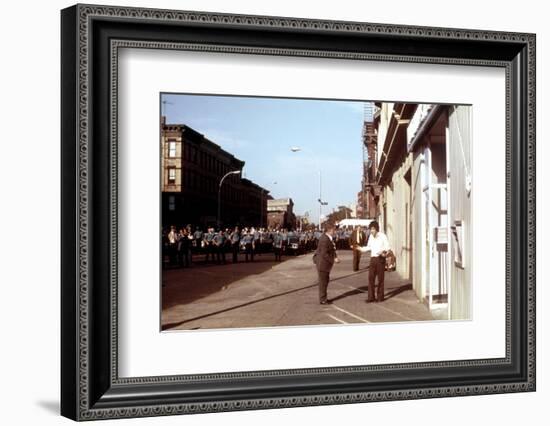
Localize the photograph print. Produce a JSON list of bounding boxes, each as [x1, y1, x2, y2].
[[160, 94, 472, 331]]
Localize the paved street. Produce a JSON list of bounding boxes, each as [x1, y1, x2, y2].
[[162, 250, 434, 331]]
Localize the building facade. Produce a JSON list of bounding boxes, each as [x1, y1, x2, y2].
[[369, 103, 472, 320], [361, 108, 382, 219], [161, 118, 268, 229], [356, 190, 366, 219], [267, 198, 296, 230]]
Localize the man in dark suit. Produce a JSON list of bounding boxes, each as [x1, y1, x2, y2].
[[313, 223, 340, 305], [349, 225, 367, 271]]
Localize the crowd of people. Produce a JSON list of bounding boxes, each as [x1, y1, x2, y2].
[[162, 221, 396, 305], [161, 225, 356, 268]]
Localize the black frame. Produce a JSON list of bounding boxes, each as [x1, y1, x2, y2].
[[61, 4, 536, 421]]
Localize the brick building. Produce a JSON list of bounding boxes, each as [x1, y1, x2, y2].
[[267, 198, 296, 230], [161, 118, 268, 228]]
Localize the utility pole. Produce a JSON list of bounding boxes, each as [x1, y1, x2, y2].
[[319, 171, 322, 230], [260, 188, 267, 228], [161, 99, 173, 118], [290, 147, 327, 230]]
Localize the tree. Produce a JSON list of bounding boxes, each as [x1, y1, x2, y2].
[[325, 206, 353, 225]]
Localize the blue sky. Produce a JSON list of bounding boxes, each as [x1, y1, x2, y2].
[[162, 93, 365, 223]]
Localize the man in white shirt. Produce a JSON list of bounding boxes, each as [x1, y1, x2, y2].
[[361, 221, 390, 302]]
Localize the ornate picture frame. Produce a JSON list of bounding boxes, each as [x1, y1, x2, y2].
[[61, 4, 535, 421]]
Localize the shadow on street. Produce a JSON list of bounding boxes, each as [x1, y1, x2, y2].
[[161, 251, 433, 330], [162, 268, 374, 330], [162, 253, 291, 310]]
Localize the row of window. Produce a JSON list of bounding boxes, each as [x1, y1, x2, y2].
[[165, 167, 261, 204], [165, 138, 236, 176]]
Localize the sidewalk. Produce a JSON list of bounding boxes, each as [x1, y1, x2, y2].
[[162, 250, 434, 330]]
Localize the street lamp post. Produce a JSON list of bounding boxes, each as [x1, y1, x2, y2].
[[260, 188, 266, 228], [217, 170, 241, 228], [318, 171, 322, 229], [290, 147, 328, 230], [261, 181, 277, 229]]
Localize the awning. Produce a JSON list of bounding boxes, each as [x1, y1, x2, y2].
[[376, 103, 417, 185], [336, 218, 373, 227]]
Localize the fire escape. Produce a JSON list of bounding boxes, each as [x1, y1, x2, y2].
[[362, 103, 381, 219]]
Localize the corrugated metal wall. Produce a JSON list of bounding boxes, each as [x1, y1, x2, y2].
[[429, 143, 449, 302], [447, 106, 473, 320], [412, 151, 425, 300], [381, 156, 413, 281], [377, 104, 472, 319]]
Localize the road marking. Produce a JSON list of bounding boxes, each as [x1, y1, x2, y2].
[[277, 272, 295, 279], [385, 295, 422, 307], [332, 281, 418, 321], [331, 304, 371, 323], [336, 283, 368, 294], [326, 314, 348, 324], [373, 303, 415, 321], [333, 282, 421, 311]]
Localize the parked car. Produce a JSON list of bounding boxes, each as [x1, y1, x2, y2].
[[285, 233, 304, 255], [258, 231, 274, 253]]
